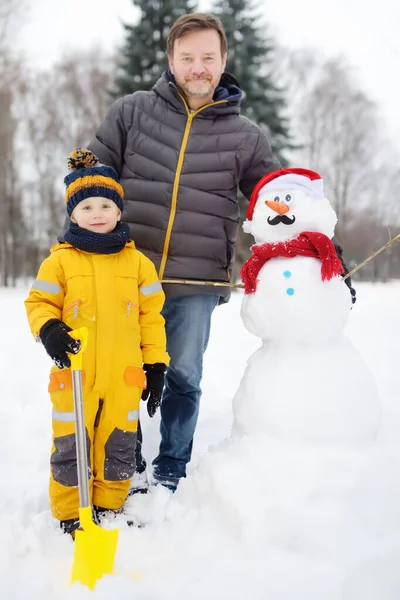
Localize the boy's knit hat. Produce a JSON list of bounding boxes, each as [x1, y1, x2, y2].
[[64, 148, 124, 217]]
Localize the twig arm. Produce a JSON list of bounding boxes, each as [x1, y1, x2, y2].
[[343, 233, 400, 280]]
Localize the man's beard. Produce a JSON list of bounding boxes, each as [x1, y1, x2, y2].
[[182, 78, 214, 99]]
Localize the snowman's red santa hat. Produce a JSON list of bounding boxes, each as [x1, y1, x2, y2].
[[245, 168, 324, 226]]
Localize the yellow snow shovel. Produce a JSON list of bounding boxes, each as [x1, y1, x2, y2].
[[68, 327, 119, 590]]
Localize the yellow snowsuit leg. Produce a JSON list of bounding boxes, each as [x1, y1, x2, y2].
[[91, 373, 143, 510], [48, 367, 143, 521]]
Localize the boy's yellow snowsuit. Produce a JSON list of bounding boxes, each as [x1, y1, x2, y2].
[[25, 240, 169, 521]]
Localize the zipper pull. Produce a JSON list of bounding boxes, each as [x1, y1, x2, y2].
[[72, 299, 82, 320]]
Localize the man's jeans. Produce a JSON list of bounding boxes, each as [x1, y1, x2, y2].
[[135, 294, 219, 487]]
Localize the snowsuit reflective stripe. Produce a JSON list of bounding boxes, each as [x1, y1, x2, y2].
[[25, 241, 169, 521]]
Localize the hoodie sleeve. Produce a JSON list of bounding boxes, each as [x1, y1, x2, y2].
[[239, 130, 281, 201], [137, 252, 170, 366], [24, 253, 66, 338]]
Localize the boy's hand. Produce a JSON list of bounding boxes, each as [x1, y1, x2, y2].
[[141, 363, 167, 417], [39, 318, 81, 369]]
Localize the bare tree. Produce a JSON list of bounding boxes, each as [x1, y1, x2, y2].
[[273, 47, 400, 280], [19, 48, 117, 270], [0, 0, 27, 285], [0, 85, 13, 285], [0, 0, 25, 51]]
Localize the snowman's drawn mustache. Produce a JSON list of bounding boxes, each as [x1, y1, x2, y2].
[[267, 214, 296, 226]]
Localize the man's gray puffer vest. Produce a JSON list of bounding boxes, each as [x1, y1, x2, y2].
[[88, 71, 280, 302]]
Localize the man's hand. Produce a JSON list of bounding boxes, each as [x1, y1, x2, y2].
[[141, 363, 167, 418], [40, 318, 81, 369], [334, 242, 356, 305]]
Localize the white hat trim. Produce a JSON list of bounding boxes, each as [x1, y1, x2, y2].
[[258, 173, 324, 200]]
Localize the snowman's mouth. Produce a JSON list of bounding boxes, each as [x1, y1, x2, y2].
[[267, 214, 296, 226]]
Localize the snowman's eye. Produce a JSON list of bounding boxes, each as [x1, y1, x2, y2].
[[285, 194, 292, 202], [273, 195, 281, 202]]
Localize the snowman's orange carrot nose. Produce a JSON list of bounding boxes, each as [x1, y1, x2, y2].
[[265, 200, 290, 215]]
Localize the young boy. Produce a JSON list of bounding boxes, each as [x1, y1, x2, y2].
[[25, 148, 169, 536]]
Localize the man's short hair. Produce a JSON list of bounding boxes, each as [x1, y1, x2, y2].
[[166, 13, 228, 57]]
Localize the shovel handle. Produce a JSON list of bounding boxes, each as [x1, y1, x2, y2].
[[68, 327, 90, 509], [69, 327, 88, 371]]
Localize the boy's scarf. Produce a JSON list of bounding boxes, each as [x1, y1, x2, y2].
[[240, 231, 344, 295], [64, 222, 131, 254]]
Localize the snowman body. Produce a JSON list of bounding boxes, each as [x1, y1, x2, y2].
[[241, 255, 351, 342], [235, 169, 381, 446], [232, 336, 381, 445]]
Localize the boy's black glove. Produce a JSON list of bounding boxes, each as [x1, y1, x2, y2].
[[39, 318, 81, 369], [141, 363, 167, 418], [333, 242, 356, 306]]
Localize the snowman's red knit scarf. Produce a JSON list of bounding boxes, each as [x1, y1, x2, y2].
[[240, 231, 344, 295]]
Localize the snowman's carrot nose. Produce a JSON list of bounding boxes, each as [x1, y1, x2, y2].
[[265, 200, 290, 215]]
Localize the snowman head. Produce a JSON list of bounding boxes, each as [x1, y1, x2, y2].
[[243, 168, 337, 244]]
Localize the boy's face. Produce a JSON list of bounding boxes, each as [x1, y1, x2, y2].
[[71, 197, 121, 234]]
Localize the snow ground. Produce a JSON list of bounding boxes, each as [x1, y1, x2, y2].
[[0, 282, 398, 599]]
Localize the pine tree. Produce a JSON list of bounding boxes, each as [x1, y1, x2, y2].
[[114, 0, 197, 96], [211, 0, 291, 165], [211, 0, 292, 272]]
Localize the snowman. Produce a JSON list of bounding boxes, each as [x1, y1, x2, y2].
[[233, 168, 381, 446]]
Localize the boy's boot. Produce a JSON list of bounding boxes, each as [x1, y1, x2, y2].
[[93, 505, 141, 528], [93, 505, 124, 523], [128, 470, 149, 497], [60, 517, 80, 537]]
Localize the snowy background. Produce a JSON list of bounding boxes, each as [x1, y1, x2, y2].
[[0, 281, 399, 599], [19, 0, 400, 143]]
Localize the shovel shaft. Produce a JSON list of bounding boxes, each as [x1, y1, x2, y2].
[[68, 327, 120, 590], [69, 328, 90, 510], [72, 369, 90, 509]]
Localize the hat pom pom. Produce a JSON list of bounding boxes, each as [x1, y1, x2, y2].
[[242, 219, 252, 234], [67, 148, 99, 171]]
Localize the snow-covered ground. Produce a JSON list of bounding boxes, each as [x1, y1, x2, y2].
[[0, 281, 399, 599]]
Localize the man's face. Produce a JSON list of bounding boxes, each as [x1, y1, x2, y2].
[[168, 29, 227, 107]]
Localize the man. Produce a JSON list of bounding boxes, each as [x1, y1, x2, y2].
[[87, 13, 281, 491]]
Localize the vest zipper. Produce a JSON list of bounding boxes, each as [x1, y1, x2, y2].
[[158, 96, 228, 280]]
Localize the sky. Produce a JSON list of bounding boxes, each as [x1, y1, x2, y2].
[[15, 0, 400, 145], [1, 281, 399, 598]]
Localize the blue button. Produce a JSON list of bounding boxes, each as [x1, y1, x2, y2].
[[283, 270, 292, 278], [286, 288, 295, 296]]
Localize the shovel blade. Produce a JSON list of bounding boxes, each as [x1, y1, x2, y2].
[[71, 507, 119, 590]]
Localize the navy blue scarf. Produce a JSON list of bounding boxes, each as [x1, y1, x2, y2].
[[64, 222, 131, 254]]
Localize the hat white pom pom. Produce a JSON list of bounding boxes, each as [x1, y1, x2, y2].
[[242, 219, 252, 234]]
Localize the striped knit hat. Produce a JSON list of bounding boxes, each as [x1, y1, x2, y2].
[[64, 148, 124, 217]]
